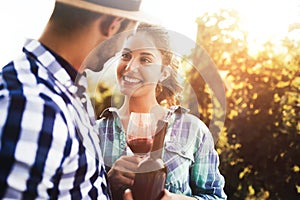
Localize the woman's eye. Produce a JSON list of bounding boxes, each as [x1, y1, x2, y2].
[[141, 57, 152, 63], [121, 53, 131, 60]]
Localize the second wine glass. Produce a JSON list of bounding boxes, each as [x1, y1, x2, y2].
[[126, 112, 156, 157]]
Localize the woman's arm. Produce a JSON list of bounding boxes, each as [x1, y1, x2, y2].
[[189, 120, 227, 199]]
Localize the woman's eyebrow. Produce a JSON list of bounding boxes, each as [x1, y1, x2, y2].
[[140, 52, 156, 58], [122, 47, 157, 58], [122, 48, 132, 53]]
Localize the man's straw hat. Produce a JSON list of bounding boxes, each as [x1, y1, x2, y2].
[[56, 0, 155, 24]]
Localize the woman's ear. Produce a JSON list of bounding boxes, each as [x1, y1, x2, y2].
[[160, 65, 171, 82]]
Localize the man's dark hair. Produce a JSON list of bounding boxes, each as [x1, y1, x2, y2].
[[50, 2, 103, 34], [50, 2, 132, 36]]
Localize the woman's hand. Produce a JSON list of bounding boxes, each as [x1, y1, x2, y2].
[[107, 155, 142, 193]]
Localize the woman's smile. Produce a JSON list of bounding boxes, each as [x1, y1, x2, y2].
[[123, 75, 143, 84], [122, 75, 144, 87]]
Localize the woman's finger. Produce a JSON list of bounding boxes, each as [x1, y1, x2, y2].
[[123, 189, 134, 200], [113, 156, 142, 173]]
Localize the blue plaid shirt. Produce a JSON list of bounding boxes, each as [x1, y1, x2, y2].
[[97, 106, 227, 199], [0, 39, 110, 199]]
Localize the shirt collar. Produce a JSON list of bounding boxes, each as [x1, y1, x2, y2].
[[43, 44, 78, 82], [23, 39, 86, 95]]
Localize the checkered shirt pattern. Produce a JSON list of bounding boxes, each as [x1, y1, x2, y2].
[[0, 39, 110, 199], [97, 106, 227, 199]]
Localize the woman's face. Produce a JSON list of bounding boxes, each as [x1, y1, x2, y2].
[[116, 32, 164, 98]]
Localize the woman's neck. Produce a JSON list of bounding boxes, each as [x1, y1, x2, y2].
[[118, 96, 167, 130], [124, 96, 159, 113]]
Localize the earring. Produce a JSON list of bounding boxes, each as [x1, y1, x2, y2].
[[156, 82, 163, 94]]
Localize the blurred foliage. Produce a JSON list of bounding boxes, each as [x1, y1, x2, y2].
[[194, 9, 300, 199], [89, 8, 300, 200]]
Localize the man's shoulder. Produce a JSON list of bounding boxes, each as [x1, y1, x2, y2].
[[0, 55, 68, 114]]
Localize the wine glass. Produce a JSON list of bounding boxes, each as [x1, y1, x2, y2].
[[126, 112, 156, 157]]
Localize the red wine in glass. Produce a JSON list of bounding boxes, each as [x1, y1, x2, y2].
[[127, 137, 153, 154]]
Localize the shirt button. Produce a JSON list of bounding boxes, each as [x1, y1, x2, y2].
[[81, 97, 87, 103], [120, 142, 125, 148]]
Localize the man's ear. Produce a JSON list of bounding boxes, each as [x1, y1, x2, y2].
[[99, 16, 124, 37], [160, 65, 171, 82], [106, 17, 124, 37]]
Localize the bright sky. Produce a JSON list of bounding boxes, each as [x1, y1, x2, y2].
[[0, 0, 299, 67], [144, 0, 300, 50], [0, 0, 54, 67]]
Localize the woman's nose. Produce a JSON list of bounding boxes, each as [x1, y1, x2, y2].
[[125, 57, 139, 71]]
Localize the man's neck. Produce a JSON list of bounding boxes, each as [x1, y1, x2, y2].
[[39, 20, 106, 72]]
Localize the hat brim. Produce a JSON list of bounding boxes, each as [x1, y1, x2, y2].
[[56, 0, 157, 24]]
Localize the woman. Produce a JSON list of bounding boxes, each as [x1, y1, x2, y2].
[[97, 24, 227, 199]]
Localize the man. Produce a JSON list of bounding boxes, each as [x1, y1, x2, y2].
[[0, 0, 152, 199]]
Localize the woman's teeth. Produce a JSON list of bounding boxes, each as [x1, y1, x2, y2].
[[124, 76, 141, 83]]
